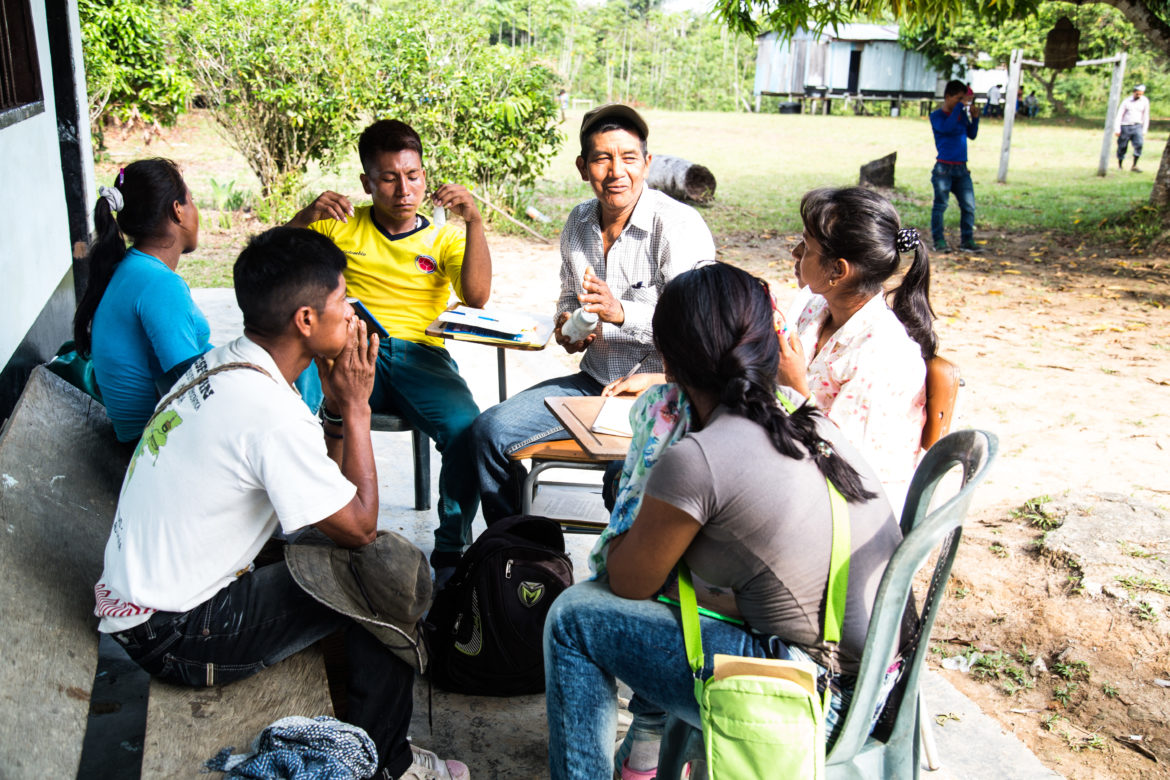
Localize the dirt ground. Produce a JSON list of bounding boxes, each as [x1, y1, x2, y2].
[[97, 118, 1170, 777]]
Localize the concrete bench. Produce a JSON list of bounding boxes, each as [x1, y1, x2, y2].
[[0, 367, 331, 778]]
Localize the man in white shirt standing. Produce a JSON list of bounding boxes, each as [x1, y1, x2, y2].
[[986, 84, 1003, 117], [1115, 84, 1151, 172]]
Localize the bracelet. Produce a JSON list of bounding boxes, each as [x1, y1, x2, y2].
[[323, 427, 344, 440], [319, 404, 343, 426]]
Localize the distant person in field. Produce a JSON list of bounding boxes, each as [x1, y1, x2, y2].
[[986, 84, 1003, 117], [288, 119, 492, 584], [1115, 84, 1150, 172], [929, 80, 981, 253], [1024, 91, 1039, 118]]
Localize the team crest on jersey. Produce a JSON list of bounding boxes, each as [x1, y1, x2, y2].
[[415, 255, 437, 274]]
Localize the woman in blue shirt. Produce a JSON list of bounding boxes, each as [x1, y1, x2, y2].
[[74, 158, 211, 442]]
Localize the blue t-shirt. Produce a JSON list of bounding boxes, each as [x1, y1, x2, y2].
[[91, 248, 211, 441], [930, 106, 979, 163]]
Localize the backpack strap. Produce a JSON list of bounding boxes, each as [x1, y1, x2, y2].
[[141, 361, 274, 433]]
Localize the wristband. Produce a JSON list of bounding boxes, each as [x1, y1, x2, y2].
[[319, 404, 343, 426], [322, 426, 344, 440]]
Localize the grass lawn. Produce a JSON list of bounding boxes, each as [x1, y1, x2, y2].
[[535, 109, 1166, 240], [97, 108, 1165, 287]]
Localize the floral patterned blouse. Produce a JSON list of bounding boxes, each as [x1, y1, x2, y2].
[[789, 293, 926, 512]]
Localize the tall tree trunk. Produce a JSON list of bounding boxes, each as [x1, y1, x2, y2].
[[1151, 137, 1170, 210], [1035, 69, 1066, 115]]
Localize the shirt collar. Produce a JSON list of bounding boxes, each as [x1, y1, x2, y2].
[[832, 293, 889, 346], [589, 185, 654, 236]]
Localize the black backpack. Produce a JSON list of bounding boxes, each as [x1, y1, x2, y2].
[[426, 515, 574, 696]]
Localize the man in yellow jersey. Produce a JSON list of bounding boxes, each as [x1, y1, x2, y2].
[[289, 120, 491, 581]]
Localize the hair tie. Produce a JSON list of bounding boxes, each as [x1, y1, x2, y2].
[[116, 167, 125, 187], [814, 439, 832, 458], [896, 227, 919, 254], [98, 185, 124, 213]]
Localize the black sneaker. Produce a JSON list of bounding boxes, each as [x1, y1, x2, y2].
[[960, 242, 984, 253], [934, 241, 949, 252]]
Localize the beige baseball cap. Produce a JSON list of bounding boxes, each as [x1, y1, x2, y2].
[[579, 103, 649, 148]]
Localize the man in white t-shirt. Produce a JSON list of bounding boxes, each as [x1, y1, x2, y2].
[[1115, 84, 1151, 172], [93, 228, 468, 780]]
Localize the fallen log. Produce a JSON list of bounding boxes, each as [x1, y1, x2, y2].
[[648, 155, 716, 203]]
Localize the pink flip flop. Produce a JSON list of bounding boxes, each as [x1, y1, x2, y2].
[[620, 759, 657, 780]]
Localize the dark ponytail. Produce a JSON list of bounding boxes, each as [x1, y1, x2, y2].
[[800, 187, 937, 360], [73, 158, 188, 356], [653, 263, 877, 504]]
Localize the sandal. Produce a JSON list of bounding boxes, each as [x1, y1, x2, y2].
[[620, 759, 657, 780]]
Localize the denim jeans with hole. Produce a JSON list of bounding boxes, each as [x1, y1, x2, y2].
[[930, 162, 976, 246], [543, 580, 850, 780], [470, 371, 604, 523], [107, 561, 415, 777]]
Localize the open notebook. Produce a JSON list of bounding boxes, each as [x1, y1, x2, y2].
[[589, 396, 635, 438]]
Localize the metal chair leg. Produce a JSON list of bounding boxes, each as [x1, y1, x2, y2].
[[920, 689, 941, 771], [411, 429, 431, 511]]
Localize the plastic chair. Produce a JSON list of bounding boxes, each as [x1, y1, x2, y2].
[[656, 429, 998, 779], [370, 413, 430, 511]]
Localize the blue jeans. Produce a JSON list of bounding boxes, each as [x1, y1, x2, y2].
[[930, 162, 976, 246], [107, 560, 415, 777], [470, 371, 604, 523], [544, 581, 849, 780], [369, 337, 480, 554], [1118, 124, 1144, 161]]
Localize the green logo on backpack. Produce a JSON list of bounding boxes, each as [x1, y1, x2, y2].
[[518, 581, 545, 607]]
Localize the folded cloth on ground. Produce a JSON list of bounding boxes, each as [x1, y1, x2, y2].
[[204, 715, 379, 779]]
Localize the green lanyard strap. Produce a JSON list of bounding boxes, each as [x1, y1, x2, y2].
[[678, 476, 850, 677]]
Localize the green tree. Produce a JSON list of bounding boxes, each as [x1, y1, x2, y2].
[[902, 3, 1167, 117], [79, 0, 192, 147], [173, 0, 374, 209], [370, 2, 565, 214], [714, 0, 1170, 212]]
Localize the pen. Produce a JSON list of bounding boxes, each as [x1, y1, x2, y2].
[[615, 351, 653, 386]]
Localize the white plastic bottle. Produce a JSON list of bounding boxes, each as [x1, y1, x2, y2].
[[561, 307, 598, 343]]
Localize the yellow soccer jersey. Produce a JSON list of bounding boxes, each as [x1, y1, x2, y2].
[[309, 205, 465, 346]]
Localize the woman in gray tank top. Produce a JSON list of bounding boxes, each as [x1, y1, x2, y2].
[[543, 263, 904, 780]]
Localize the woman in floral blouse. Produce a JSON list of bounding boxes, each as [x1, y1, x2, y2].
[[779, 186, 937, 512]]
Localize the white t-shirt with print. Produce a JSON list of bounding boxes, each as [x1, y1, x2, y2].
[[94, 337, 356, 633]]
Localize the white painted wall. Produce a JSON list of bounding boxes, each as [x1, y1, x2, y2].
[[0, 2, 75, 369]]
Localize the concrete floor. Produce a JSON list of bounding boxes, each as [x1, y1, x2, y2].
[[194, 289, 1061, 780]]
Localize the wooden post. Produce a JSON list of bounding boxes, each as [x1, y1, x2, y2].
[[997, 49, 1023, 184], [1099, 52, 1127, 176]]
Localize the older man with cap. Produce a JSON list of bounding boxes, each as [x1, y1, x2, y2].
[[1115, 84, 1150, 172], [470, 103, 716, 524]]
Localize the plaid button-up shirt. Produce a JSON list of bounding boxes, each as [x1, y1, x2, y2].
[[557, 187, 715, 384]]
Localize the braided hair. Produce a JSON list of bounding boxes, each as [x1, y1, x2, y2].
[[73, 158, 189, 356], [800, 187, 937, 360], [652, 263, 876, 503]]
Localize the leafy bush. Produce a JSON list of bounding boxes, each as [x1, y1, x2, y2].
[[173, 0, 375, 211], [369, 3, 565, 215], [79, 0, 192, 146]]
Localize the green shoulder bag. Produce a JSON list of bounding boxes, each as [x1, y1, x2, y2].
[[678, 478, 849, 780]]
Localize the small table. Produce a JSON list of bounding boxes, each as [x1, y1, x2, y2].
[[544, 396, 631, 460], [425, 310, 553, 402]]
